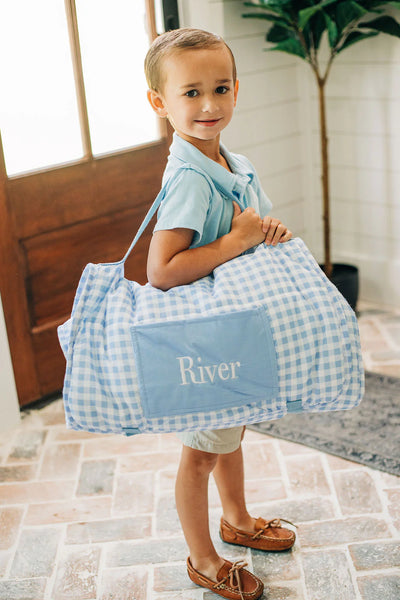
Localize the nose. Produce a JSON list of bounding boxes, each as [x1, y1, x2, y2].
[[201, 94, 219, 113]]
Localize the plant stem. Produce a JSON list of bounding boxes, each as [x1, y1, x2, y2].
[[316, 74, 332, 278]]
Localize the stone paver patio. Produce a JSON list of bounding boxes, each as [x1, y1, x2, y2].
[[0, 301, 399, 600]]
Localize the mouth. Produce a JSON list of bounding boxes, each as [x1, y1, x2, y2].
[[194, 119, 221, 127]]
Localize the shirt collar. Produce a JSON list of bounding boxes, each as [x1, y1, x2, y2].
[[168, 133, 253, 204]]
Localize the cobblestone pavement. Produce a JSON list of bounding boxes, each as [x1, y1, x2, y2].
[[0, 302, 399, 600]]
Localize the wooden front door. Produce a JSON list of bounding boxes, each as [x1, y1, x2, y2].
[[0, 1, 170, 406]]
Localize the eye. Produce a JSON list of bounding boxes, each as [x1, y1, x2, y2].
[[216, 86, 229, 94], [185, 89, 198, 98]]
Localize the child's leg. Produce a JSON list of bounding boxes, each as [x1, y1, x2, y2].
[[175, 445, 224, 579], [212, 441, 256, 531], [213, 436, 296, 552]]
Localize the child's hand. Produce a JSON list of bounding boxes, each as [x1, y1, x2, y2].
[[262, 216, 292, 246], [230, 201, 266, 249]]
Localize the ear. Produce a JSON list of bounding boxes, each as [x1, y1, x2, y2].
[[233, 79, 239, 107], [147, 89, 168, 118]]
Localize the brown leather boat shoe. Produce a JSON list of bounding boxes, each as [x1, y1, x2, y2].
[[187, 557, 264, 600], [220, 516, 296, 551]]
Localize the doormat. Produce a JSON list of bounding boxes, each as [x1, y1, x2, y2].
[[249, 372, 400, 476]]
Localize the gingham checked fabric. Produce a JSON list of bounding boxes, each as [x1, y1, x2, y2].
[[58, 237, 364, 435]]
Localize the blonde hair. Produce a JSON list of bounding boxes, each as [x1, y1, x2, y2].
[[144, 27, 237, 93]]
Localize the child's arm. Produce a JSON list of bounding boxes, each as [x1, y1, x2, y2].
[[148, 201, 265, 290]]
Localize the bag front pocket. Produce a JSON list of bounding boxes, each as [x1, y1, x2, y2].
[[131, 308, 278, 420]]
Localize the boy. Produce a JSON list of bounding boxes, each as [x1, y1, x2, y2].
[[145, 28, 295, 599]]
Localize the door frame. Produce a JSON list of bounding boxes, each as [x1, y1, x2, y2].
[[0, 0, 172, 406]]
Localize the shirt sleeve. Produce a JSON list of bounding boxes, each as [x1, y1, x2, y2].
[[154, 167, 212, 245]]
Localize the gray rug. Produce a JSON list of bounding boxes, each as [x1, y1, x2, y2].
[[250, 372, 400, 476]]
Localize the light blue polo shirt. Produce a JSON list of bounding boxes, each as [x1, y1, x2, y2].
[[154, 133, 272, 248]]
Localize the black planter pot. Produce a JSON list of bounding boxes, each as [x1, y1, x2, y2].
[[320, 263, 359, 312]]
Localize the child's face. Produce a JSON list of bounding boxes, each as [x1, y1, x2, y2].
[[148, 44, 238, 149]]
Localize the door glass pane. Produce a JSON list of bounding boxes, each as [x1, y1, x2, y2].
[[76, 0, 159, 156], [0, 1, 83, 176]]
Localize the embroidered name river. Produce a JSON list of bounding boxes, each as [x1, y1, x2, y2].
[[177, 356, 241, 386]]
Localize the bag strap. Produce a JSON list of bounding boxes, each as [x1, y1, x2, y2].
[[121, 186, 166, 264], [121, 164, 193, 264]]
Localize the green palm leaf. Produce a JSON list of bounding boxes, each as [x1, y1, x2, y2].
[[335, 1, 368, 33], [324, 13, 339, 47], [266, 38, 307, 58], [359, 15, 400, 37], [336, 29, 379, 52], [298, 0, 340, 30], [267, 23, 295, 42]]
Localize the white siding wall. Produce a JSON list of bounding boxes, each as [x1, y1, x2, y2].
[[304, 35, 400, 308], [180, 0, 400, 307]]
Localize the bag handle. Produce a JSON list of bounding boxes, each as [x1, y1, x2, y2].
[[121, 186, 166, 264], [121, 165, 192, 264]]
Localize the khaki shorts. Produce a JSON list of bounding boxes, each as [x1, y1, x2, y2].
[[177, 426, 245, 454]]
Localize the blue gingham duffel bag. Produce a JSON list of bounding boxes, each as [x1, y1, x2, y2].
[[58, 188, 364, 436]]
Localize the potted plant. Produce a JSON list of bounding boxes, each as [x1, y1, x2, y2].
[[243, 0, 400, 310]]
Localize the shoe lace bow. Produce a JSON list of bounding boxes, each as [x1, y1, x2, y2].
[[214, 560, 248, 600], [252, 517, 297, 540]]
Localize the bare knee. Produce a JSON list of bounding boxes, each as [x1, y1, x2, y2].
[[180, 446, 218, 476]]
